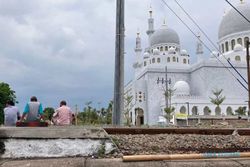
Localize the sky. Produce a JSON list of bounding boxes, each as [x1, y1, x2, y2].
[[0, 0, 247, 111]]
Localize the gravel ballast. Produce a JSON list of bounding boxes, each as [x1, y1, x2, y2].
[[111, 134, 250, 156]]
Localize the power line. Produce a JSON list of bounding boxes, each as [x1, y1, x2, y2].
[[225, 0, 250, 24], [160, 0, 248, 91], [173, 0, 247, 85]]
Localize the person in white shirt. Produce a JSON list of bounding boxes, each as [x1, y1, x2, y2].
[[4, 100, 20, 126]]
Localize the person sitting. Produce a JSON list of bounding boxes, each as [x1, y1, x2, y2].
[[20, 96, 44, 122], [52, 100, 73, 126], [4, 100, 20, 126]]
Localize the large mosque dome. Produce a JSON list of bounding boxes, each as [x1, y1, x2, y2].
[[150, 24, 180, 46], [218, 2, 250, 39]]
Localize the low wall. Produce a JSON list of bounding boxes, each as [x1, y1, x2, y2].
[[176, 116, 250, 127], [0, 127, 117, 158]]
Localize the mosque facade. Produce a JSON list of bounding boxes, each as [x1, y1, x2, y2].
[[124, 2, 250, 125]]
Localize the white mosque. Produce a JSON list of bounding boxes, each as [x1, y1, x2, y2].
[[124, 1, 250, 126]]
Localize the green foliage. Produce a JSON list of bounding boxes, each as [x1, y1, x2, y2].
[[0, 82, 17, 124], [210, 89, 226, 107], [76, 100, 113, 125], [164, 89, 175, 99], [43, 107, 55, 120], [164, 107, 175, 122], [235, 106, 247, 116], [97, 144, 106, 158]]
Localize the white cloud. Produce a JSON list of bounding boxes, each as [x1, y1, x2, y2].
[[0, 0, 247, 110]]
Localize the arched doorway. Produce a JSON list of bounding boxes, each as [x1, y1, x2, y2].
[[226, 107, 233, 116], [203, 106, 210, 115], [215, 106, 221, 115], [135, 108, 144, 126], [180, 106, 186, 114], [192, 106, 198, 115]]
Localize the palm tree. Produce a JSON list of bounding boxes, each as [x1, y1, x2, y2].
[[210, 89, 226, 115], [164, 107, 175, 124], [235, 106, 247, 116]]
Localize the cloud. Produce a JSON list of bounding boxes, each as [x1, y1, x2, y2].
[[0, 0, 246, 110]]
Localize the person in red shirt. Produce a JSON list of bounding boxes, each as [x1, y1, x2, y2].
[[52, 100, 73, 125]]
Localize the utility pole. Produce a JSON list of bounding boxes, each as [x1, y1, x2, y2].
[[157, 66, 171, 109], [246, 39, 250, 121], [113, 0, 125, 126], [165, 66, 169, 108]]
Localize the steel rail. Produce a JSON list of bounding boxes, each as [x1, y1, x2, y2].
[[104, 127, 250, 136]]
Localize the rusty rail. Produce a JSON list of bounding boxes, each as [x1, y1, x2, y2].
[[104, 127, 250, 135]]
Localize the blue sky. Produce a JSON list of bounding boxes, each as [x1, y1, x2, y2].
[[0, 0, 247, 111]]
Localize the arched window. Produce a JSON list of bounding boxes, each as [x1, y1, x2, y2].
[[167, 57, 170, 62], [192, 106, 198, 116], [180, 106, 186, 114], [157, 58, 160, 63], [173, 57, 176, 62], [152, 58, 155, 63], [151, 49, 153, 53], [226, 107, 233, 116], [160, 46, 163, 51], [244, 37, 249, 47], [203, 106, 210, 115], [215, 106, 221, 115], [177, 57, 179, 62], [165, 46, 168, 51], [237, 38, 242, 45], [150, 59, 151, 64], [231, 39, 235, 50], [225, 41, 229, 52], [235, 55, 241, 61], [157, 47, 160, 50], [183, 59, 187, 64], [221, 44, 225, 53], [188, 60, 190, 64], [144, 61, 147, 66]]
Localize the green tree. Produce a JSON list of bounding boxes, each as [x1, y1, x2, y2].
[[43, 107, 55, 121], [235, 106, 247, 116], [77, 101, 100, 125], [164, 107, 175, 124], [105, 100, 113, 124], [0, 82, 17, 124], [210, 89, 226, 113]]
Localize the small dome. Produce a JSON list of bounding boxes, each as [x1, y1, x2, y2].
[[153, 48, 160, 55], [181, 49, 188, 55], [218, 2, 250, 39], [150, 24, 180, 46], [234, 44, 243, 51], [173, 81, 190, 96], [143, 52, 150, 59], [168, 47, 176, 54]]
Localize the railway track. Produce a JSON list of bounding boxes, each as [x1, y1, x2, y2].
[[104, 127, 250, 135]]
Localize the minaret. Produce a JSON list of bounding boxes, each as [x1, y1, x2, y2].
[[133, 31, 142, 75], [196, 33, 204, 62], [146, 6, 154, 42]]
